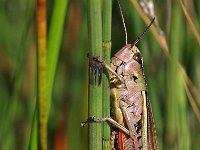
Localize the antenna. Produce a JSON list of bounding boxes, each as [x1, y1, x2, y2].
[[133, 17, 155, 46], [117, 0, 128, 44]]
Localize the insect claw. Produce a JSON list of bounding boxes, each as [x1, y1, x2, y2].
[[81, 122, 87, 127], [81, 116, 97, 127], [89, 56, 104, 85], [81, 120, 90, 127]]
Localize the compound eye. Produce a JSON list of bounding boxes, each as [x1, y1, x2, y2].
[[133, 52, 142, 64]]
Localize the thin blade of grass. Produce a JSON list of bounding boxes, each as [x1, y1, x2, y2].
[[179, 0, 200, 47], [47, 0, 68, 115]]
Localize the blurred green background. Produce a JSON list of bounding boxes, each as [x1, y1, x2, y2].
[[0, 0, 200, 150]]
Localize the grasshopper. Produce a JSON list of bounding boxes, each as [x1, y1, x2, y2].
[[82, 3, 159, 150]]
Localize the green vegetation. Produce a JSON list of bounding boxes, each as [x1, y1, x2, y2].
[[102, 0, 112, 150], [87, 0, 102, 150], [0, 0, 199, 149]]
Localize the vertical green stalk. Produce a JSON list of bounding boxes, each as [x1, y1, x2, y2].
[[36, 0, 48, 149], [47, 0, 68, 115], [102, 0, 112, 149], [88, 0, 102, 150]]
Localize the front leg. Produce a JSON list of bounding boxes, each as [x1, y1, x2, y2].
[[89, 55, 124, 84]]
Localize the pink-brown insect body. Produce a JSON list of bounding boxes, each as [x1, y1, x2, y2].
[[110, 44, 147, 150]]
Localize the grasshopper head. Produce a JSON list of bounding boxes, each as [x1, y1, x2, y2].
[[111, 44, 143, 76], [112, 44, 143, 66]]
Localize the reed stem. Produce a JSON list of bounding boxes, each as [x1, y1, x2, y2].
[[36, 0, 48, 149], [87, 0, 103, 149], [102, 0, 112, 149]]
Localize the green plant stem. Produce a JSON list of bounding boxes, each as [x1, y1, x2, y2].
[[102, 0, 112, 149], [87, 0, 103, 150], [47, 0, 68, 115]]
